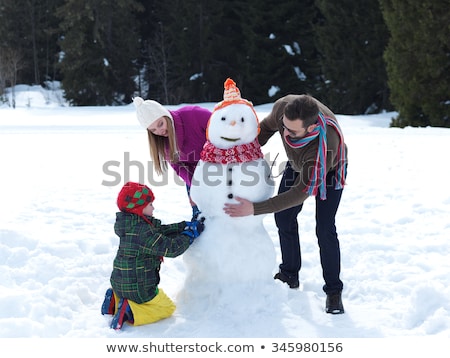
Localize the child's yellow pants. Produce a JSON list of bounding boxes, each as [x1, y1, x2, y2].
[[113, 289, 176, 326]]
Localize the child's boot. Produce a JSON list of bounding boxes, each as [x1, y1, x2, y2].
[[101, 288, 115, 315], [110, 298, 134, 330]]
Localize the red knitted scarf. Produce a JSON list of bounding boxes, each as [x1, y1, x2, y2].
[[200, 138, 263, 164]]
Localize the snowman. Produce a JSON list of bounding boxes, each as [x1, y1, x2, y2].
[[179, 79, 278, 314]]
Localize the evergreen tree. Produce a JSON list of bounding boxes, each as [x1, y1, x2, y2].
[[57, 0, 143, 105], [137, 0, 323, 105], [380, 0, 450, 127], [195, 0, 323, 105], [180, 0, 270, 104], [314, 0, 391, 114], [135, 0, 214, 103], [138, 0, 257, 104], [247, 0, 322, 104], [166, 0, 221, 103], [135, 0, 174, 103], [228, 0, 317, 104], [0, 0, 63, 86], [192, 0, 251, 102]]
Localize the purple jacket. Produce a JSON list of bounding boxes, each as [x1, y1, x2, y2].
[[167, 106, 211, 186]]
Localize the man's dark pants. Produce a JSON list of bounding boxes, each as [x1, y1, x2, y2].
[[274, 162, 344, 294]]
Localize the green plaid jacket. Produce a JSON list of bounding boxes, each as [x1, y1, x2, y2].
[[110, 212, 190, 304]]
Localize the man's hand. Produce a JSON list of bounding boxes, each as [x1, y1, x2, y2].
[[223, 197, 254, 217]]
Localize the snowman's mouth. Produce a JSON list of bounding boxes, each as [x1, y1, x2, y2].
[[221, 136, 240, 142]]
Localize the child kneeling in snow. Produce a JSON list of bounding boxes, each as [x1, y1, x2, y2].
[[101, 181, 205, 330]]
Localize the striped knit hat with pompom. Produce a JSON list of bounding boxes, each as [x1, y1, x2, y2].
[[212, 78, 255, 112]]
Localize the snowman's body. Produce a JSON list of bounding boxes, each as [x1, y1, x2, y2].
[[183, 100, 276, 294]]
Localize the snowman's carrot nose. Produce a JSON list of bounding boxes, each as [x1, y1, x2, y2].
[[230, 120, 236, 126]]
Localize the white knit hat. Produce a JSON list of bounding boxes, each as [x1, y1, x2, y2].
[[133, 97, 172, 129]]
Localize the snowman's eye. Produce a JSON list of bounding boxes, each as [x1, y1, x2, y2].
[[221, 117, 226, 121], [241, 117, 245, 122]]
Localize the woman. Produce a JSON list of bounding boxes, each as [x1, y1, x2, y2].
[[133, 97, 211, 218]]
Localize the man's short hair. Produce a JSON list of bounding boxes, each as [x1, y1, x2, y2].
[[284, 95, 319, 127]]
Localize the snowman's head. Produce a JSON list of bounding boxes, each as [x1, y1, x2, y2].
[[207, 78, 260, 149]]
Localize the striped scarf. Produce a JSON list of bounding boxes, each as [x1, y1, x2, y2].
[[285, 112, 346, 200], [200, 138, 263, 164]]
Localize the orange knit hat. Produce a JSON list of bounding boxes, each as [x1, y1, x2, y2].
[[208, 78, 259, 139], [213, 78, 255, 111]]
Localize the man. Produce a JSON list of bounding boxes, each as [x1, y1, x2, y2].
[[223, 95, 348, 314]]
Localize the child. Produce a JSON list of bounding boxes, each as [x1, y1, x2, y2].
[[101, 181, 205, 330]]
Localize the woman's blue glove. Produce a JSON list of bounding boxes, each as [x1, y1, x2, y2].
[[182, 217, 205, 244]]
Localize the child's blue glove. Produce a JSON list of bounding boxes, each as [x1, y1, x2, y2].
[[182, 217, 205, 244]]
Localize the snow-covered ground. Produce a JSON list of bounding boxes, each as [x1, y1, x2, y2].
[[1, 85, 449, 355]]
